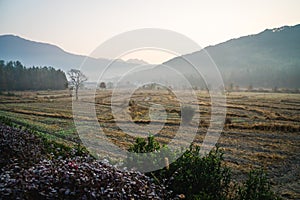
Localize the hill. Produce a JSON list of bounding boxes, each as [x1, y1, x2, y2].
[[163, 24, 300, 89], [0, 35, 143, 81], [1, 24, 300, 88]]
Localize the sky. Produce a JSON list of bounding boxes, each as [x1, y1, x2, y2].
[[0, 0, 300, 63]]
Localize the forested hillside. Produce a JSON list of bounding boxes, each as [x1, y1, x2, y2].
[[0, 60, 67, 91]]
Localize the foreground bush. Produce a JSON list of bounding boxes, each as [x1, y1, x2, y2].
[[166, 146, 231, 199], [125, 136, 231, 199], [237, 169, 281, 200], [126, 135, 281, 200], [124, 135, 177, 173]]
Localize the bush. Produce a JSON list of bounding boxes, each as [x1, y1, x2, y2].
[[166, 146, 231, 200], [128, 135, 160, 153], [125, 136, 281, 200], [181, 106, 195, 124], [124, 135, 176, 172], [237, 169, 281, 200], [125, 136, 231, 199]]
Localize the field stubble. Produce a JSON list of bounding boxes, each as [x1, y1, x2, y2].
[[0, 89, 299, 199]]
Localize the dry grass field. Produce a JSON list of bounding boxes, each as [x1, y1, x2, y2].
[[0, 89, 299, 199]]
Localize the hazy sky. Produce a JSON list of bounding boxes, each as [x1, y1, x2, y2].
[[1, 0, 300, 63]]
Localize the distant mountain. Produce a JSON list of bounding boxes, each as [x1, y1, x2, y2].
[[163, 24, 300, 88], [0, 35, 145, 81], [126, 59, 149, 65], [1, 24, 300, 88]]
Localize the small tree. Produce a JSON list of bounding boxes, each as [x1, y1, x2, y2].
[[99, 82, 106, 90], [67, 69, 87, 100], [237, 169, 280, 200]]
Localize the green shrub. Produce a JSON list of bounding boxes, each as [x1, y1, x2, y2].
[[125, 136, 231, 199], [125, 136, 281, 200], [128, 135, 160, 153], [124, 135, 176, 172], [237, 169, 281, 200], [165, 146, 231, 200]]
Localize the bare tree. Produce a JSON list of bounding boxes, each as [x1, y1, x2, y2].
[[67, 69, 87, 100]]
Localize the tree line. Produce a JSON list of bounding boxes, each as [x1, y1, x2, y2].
[[0, 60, 67, 91]]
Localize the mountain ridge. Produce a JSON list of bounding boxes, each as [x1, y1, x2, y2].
[[0, 34, 146, 81], [0, 34, 85, 57], [162, 24, 300, 88], [1, 24, 300, 88]]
